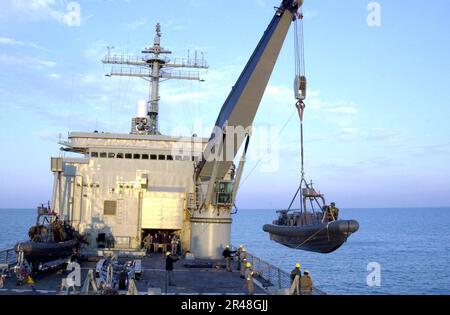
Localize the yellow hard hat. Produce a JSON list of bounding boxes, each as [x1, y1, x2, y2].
[[242, 248, 247, 252], [239, 244, 243, 248], [166, 251, 171, 256], [246, 262, 251, 268], [226, 245, 230, 248], [295, 263, 301, 268], [27, 276, 34, 285]]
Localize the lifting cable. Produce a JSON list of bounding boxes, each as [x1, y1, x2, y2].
[[288, 9, 308, 215], [294, 9, 306, 78]]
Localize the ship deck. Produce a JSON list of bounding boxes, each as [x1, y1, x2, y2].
[[0, 253, 267, 295]]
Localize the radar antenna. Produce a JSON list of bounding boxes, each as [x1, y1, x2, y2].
[[103, 23, 209, 135]]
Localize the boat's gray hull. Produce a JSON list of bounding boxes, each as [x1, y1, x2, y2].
[[263, 220, 359, 253], [16, 239, 79, 264]]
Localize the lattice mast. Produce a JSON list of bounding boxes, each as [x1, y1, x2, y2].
[[103, 23, 209, 135]]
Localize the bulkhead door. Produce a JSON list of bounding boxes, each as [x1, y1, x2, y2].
[[141, 192, 184, 230]]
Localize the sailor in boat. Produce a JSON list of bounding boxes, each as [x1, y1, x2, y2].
[[330, 202, 339, 220], [324, 202, 340, 222]]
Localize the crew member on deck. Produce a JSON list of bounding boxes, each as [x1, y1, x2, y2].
[[143, 234, 152, 254], [165, 251, 179, 286], [290, 263, 302, 295], [300, 270, 313, 295], [240, 248, 248, 279], [245, 262, 255, 295], [222, 245, 236, 272], [236, 245, 244, 270], [153, 232, 161, 253]]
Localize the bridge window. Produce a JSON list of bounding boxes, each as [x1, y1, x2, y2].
[[117, 153, 124, 159], [91, 152, 99, 158], [216, 181, 233, 205], [100, 152, 107, 158], [167, 155, 174, 161], [125, 153, 132, 159], [142, 154, 149, 160], [158, 155, 166, 160], [150, 154, 157, 160], [134, 154, 141, 159], [108, 153, 115, 158], [175, 156, 182, 161]]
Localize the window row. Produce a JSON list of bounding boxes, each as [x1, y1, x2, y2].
[[90, 152, 199, 162]]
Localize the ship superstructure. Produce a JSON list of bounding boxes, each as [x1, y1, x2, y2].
[[47, 0, 304, 260], [0, 0, 337, 297]]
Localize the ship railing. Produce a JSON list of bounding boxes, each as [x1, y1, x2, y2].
[[242, 249, 327, 295], [0, 247, 17, 269]]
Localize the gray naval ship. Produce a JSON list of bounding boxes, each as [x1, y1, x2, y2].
[[0, 0, 327, 295]]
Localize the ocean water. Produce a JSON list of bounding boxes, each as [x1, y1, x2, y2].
[[0, 209, 35, 249], [232, 208, 450, 295], [1, 208, 449, 295]]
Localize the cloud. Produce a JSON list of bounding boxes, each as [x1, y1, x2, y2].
[[254, 0, 267, 8], [264, 85, 358, 115], [0, 53, 56, 69], [49, 73, 61, 79], [302, 9, 319, 20], [313, 157, 398, 177], [2, 0, 81, 27], [162, 92, 205, 104], [163, 20, 185, 31], [338, 127, 358, 141], [0, 37, 28, 46], [265, 85, 293, 105], [80, 74, 97, 85], [83, 40, 109, 61], [411, 142, 450, 157], [37, 130, 62, 142], [308, 96, 358, 115], [324, 104, 358, 114], [0, 37, 44, 50], [303, 127, 415, 146], [365, 128, 415, 146], [34, 106, 114, 132]]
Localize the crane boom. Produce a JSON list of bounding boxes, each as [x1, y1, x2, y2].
[[197, 0, 302, 180]]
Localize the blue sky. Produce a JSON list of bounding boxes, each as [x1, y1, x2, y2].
[[0, 0, 449, 209]]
